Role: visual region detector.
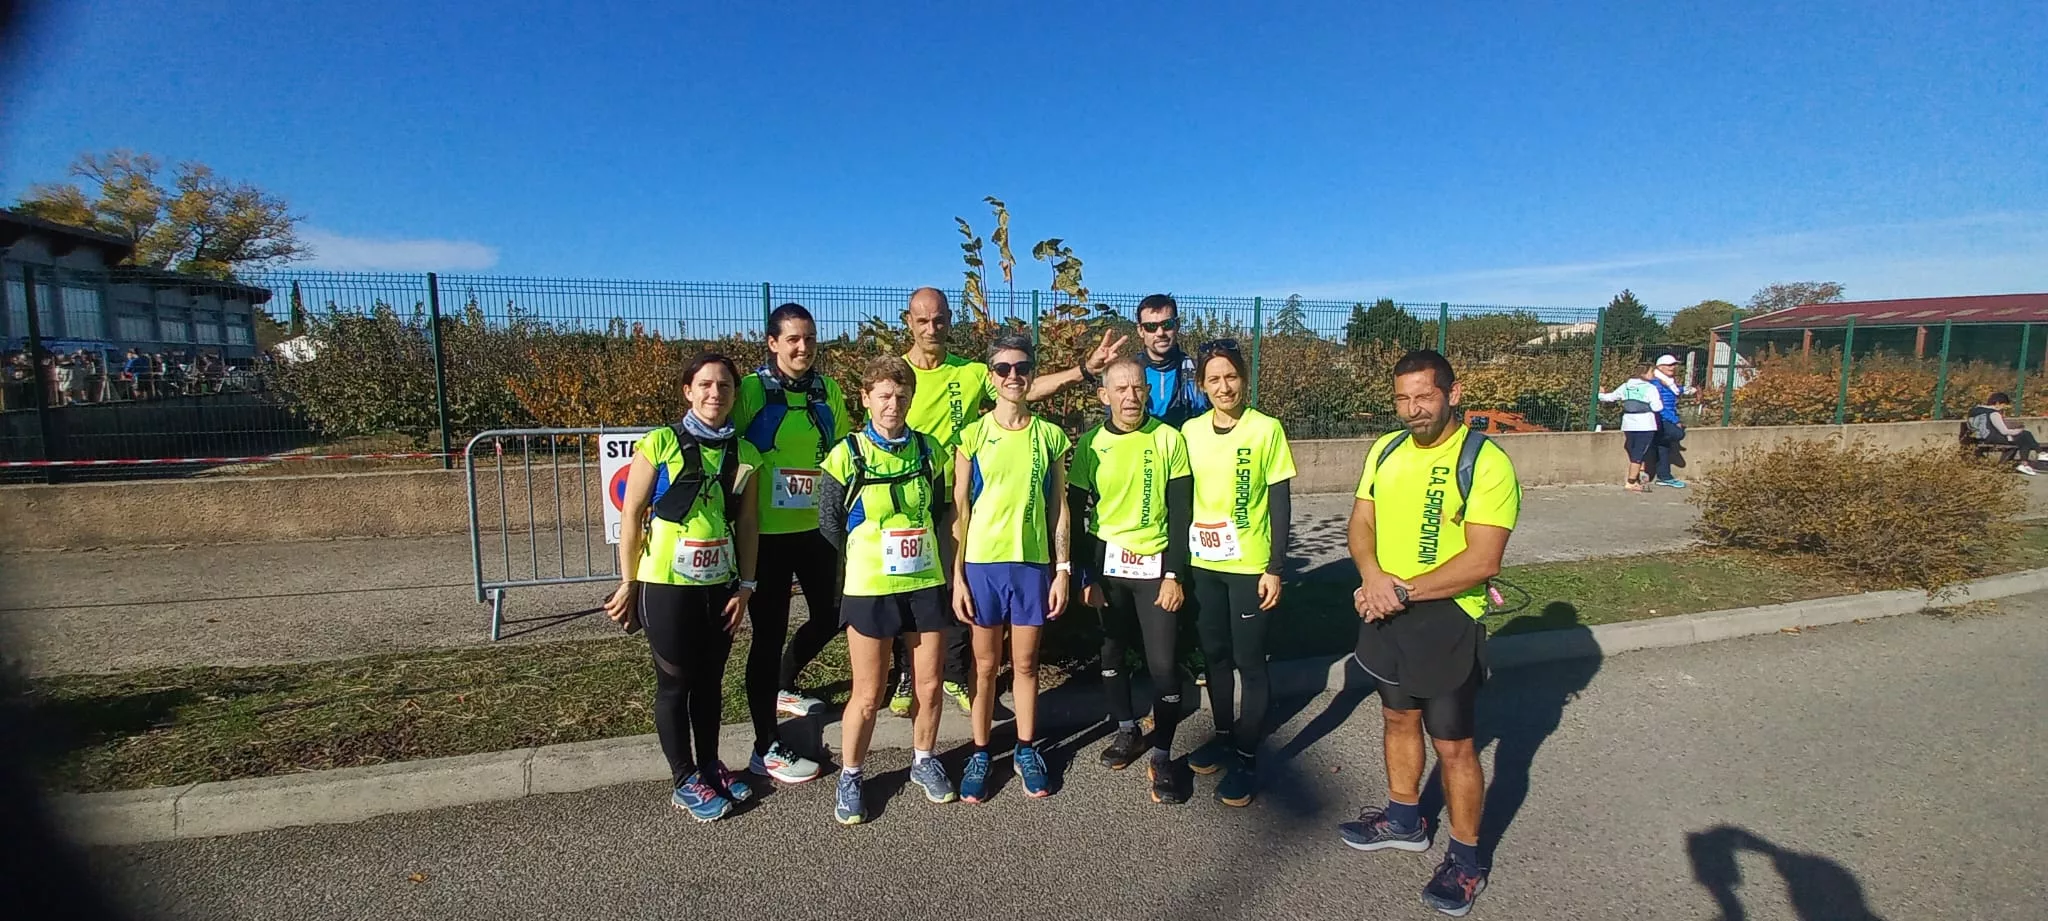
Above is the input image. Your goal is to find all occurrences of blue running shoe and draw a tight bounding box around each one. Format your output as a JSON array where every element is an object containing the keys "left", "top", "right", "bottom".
[
  {"left": 909, "top": 757, "right": 957, "bottom": 804},
  {"left": 960, "top": 750, "right": 992, "bottom": 803},
  {"left": 1338, "top": 805, "right": 1430, "bottom": 852},
  {"left": 671, "top": 772, "right": 733, "bottom": 823},
  {"left": 1015, "top": 743, "right": 1052, "bottom": 798},
  {"left": 833, "top": 771, "right": 865, "bottom": 825},
  {"left": 714, "top": 762, "right": 753, "bottom": 803},
  {"left": 1421, "top": 852, "right": 1488, "bottom": 917},
  {"left": 1654, "top": 477, "right": 1688, "bottom": 489}
]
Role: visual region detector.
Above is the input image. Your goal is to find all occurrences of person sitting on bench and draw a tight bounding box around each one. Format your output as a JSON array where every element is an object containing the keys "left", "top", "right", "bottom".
[{"left": 1967, "top": 392, "right": 2041, "bottom": 476}]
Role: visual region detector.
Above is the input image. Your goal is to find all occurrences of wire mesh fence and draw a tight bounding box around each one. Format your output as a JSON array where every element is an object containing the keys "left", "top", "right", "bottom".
[{"left": 4, "top": 263, "right": 2043, "bottom": 482}]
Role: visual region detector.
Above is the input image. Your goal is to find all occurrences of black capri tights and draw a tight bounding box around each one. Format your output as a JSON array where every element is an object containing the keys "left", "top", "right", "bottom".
[
  {"left": 1193, "top": 569, "right": 1273, "bottom": 752},
  {"left": 639, "top": 581, "right": 735, "bottom": 789},
  {"left": 1098, "top": 576, "right": 1185, "bottom": 753}
]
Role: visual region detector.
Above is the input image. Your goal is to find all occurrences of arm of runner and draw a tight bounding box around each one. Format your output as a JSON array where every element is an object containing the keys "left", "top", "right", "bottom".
[
  {"left": 1023, "top": 330, "right": 1127, "bottom": 401},
  {"left": 1048, "top": 460, "right": 1072, "bottom": 619},
  {"left": 604, "top": 454, "right": 656, "bottom": 628},
  {"left": 815, "top": 471, "right": 849, "bottom": 551},
  {"left": 951, "top": 445, "right": 976, "bottom": 625},
  {"left": 1067, "top": 485, "right": 1103, "bottom": 583},
  {"left": 1259, "top": 480, "right": 1291, "bottom": 610},
  {"left": 1347, "top": 497, "right": 1409, "bottom": 620},
  {"left": 1158, "top": 474, "right": 1192, "bottom": 613},
  {"left": 724, "top": 474, "right": 761, "bottom": 632}
]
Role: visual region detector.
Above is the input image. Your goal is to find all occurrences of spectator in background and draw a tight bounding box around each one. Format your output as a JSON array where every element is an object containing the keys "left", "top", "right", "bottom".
[
  {"left": 150, "top": 352, "right": 169, "bottom": 397},
  {"left": 1600, "top": 363, "right": 1664, "bottom": 492},
  {"left": 1648, "top": 354, "right": 1692, "bottom": 489},
  {"left": 58, "top": 354, "right": 83, "bottom": 405},
  {"left": 120, "top": 348, "right": 147, "bottom": 400},
  {"left": 2, "top": 351, "right": 28, "bottom": 410},
  {"left": 1967, "top": 392, "right": 2041, "bottom": 476}
]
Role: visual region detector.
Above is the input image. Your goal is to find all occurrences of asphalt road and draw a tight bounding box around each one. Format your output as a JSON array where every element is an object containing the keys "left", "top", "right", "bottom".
[
  {"left": 91, "top": 593, "right": 2048, "bottom": 920},
  {"left": 8, "top": 485, "right": 1697, "bottom": 675}
]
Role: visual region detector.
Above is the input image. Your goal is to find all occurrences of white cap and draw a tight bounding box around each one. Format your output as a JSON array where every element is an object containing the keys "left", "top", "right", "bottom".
[{"left": 1656, "top": 354, "right": 1679, "bottom": 366}]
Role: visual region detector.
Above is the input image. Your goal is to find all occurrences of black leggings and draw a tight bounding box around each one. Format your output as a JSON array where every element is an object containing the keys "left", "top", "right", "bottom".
[
  {"left": 747, "top": 530, "right": 843, "bottom": 753},
  {"left": 1099, "top": 576, "right": 1184, "bottom": 752},
  {"left": 1194, "top": 569, "right": 1272, "bottom": 752},
  {"left": 640, "top": 581, "right": 735, "bottom": 789}
]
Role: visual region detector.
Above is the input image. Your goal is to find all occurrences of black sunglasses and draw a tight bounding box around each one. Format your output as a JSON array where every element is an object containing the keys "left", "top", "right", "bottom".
[
  {"left": 1198, "top": 338, "right": 1241, "bottom": 354},
  {"left": 992, "top": 360, "right": 1036, "bottom": 379},
  {"left": 1139, "top": 319, "right": 1180, "bottom": 333}
]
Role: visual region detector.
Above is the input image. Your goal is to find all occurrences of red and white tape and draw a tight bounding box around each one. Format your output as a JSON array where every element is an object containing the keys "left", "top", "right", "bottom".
[{"left": 0, "top": 452, "right": 453, "bottom": 468}]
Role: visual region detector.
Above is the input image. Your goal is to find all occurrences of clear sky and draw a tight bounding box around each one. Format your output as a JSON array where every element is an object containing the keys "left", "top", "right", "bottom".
[{"left": 3, "top": 0, "right": 2042, "bottom": 311}]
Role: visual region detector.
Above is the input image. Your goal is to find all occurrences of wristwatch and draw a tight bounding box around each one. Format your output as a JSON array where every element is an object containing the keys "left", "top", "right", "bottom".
[
  {"left": 1393, "top": 585, "right": 1410, "bottom": 603},
  {"left": 738, "top": 579, "right": 760, "bottom": 592},
  {"left": 1162, "top": 572, "right": 1178, "bottom": 581},
  {"left": 1055, "top": 562, "right": 1073, "bottom": 573}
]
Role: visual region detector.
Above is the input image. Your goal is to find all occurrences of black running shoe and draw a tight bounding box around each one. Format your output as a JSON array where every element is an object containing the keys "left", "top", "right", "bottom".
[
  {"left": 1099, "top": 725, "right": 1147, "bottom": 770},
  {"left": 1147, "top": 756, "right": 1186, "bottom": 805}
]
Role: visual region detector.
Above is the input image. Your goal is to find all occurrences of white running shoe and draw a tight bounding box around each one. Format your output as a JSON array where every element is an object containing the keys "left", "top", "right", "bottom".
[
  {"left": 776, "top": 689, "right": 824, "bottom": 717},
  {"left": 750, "top": 741, "right": 822, "bottom": 785},
  {"left": 2018, "top": 463, "right": 2039, "bottom": 477}
]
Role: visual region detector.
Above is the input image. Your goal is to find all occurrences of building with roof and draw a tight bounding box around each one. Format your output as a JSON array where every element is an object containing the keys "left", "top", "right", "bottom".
[
  {"left": 1, "top": 209, "right": 272, "bottom": 360},
  {"left": 1711, "top": 293, "right": 2048, "bottom": 368}
]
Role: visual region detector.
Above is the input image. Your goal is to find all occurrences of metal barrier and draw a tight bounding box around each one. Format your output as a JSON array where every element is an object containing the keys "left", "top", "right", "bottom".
[{"left": 466, "top": 427, "right": 652, "bottom": 639}]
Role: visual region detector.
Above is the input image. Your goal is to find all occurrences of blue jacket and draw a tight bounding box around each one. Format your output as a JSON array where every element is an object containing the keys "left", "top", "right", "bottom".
[{"left": 1652, "top": 375, "right": 1683, "bottom": 425}]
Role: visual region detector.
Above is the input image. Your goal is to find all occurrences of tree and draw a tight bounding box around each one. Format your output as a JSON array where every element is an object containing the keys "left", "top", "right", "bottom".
[
  {"left": 1266, "top": 294, "right": 1312, "bottom": 338},
  {"left": 1669, "top": 299, "right": 1743, "bottom": 347},
  {"left": 1747, "top": 281, "right": 1845, "bottom": 315},
  {"left": 15, "top": 150, "right": 308, "bottom": 279},
  {"left": 1346, "top": 298, "right": 1424, "bottom": 350},
  {"left": 1601, "top": 289, "right": 1666, "bottom": 344}
]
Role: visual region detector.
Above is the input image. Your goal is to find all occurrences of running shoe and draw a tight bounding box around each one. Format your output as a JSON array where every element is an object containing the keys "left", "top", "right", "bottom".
[
  {"left": 1654, "top": 477, "right": 1688, "bottom": 488},
  {"left": 1338, "top": 805, "right": 1430, "bottom": 852},
  {"left": 671, "top": 772, "right": 733, "bottom": 823},
  {"left": 1421, "top": 853, "right": 1488, "bottom": 917},
  {"left": 750, "top": 740, "right": 822, "bottom": 785},
  {"left": 888, "top": 672, "right": 914, "bottom": 717},
  {"left": 1015, "top": 744, "right": 1053, "bottom": 798},
  {"left": 1146, "top": 754, "right": 1185, "bottom": 805},
  {"left": 713, "top": 762, "right": 753, "bottom": 803},
  {"left": 960, "top": 750, "right": 993, "bottom": 803},
  {"left": 833, "top": 772, "right": 865, "bottom": 825},
  {"left": 1099, "top": 725, "right": 1147, "bottom": 770},
  {"left": 909, "top": 757, "right": 958, "bottom": 804},
  {"left": 776, "top": 689, "right": 824, "bottom": 717},
  {"left": 1186, "top": 736, "right": 1236, "bottom": 776},
  {"left": 1215, "top": 764, "right": 1256, "bottom": 807},
  {"left": 944, "top": 680, "right": 973, "bottom": 714},
  {"left": 2019, "top": 463, "right": 2040, "bottom": 477}
]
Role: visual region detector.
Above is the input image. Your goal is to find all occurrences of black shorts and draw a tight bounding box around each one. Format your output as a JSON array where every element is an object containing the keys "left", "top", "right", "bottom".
[
  {"left": 1355, "top": 598, "right": 1487, "bottom": 742},
  {"left": 842, "top": 587, "right": 950, "bottom": 640}
]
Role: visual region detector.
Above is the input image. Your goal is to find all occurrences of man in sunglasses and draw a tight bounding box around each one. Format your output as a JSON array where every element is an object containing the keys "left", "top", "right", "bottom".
[
  {"left": 1133, "top": 294, "right": 1212, "bottom": 430},
  {"left": 884, "top": 287, "right": 1125, "bottom": 719}
]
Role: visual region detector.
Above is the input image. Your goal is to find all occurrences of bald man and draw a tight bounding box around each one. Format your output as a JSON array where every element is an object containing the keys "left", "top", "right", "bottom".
[{"left": 883, "top": 287, "right": 1126, "bottom": 718}]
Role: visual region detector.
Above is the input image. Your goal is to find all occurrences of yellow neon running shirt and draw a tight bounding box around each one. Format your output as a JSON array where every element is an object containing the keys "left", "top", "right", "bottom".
[
  {"left": 731, "top": 371, "right": 853, "bottom": 535},
  {"left": 632, "top": 426, "right": 763, "bottom": 586},
  {"left": 821, "top": 432, "right": 950, "bottom": 597},
  {"left": 1182, "top": 408, "right": 1297, "bottom": 576},
  {"left": 958, "top": 413, "right": 1070, "bottom": 565},
  {"left": 906, "top": 353, "right": 999, "bottom": 452},
  {"left": 1353, "top": 424, "right": 1520, "bottom": 618},
  {"left": 1068, "top": 417, "right": 1191, "bottom": 557}
]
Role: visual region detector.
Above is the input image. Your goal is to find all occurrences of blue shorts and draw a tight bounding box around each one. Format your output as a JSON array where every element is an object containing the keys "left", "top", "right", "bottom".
[
  {"left": 964, "top": 562, "right": 1052, "bottom": 628},
  {"left": 1624, "top": 430, "right": 1655, "bottom": 463}
]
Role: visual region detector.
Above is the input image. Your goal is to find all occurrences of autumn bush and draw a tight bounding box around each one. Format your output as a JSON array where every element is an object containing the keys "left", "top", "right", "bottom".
[
  {"left": 1731, "top": 350, "right": 2028, "bottom": 426},
  {"left": 1689, "top": 438, "right": 2022, "bottom": 592},
  {"left": 273, "top": 304, "right": 534, "bottom": 444}
]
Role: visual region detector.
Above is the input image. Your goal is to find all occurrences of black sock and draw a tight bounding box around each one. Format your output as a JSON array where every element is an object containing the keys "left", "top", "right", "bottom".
[{"left": 1237, "top": 750, "right": 1258, "bottom": 771}]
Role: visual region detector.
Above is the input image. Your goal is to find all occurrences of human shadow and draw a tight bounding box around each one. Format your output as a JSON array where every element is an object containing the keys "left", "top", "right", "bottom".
[
  {"left": 1687, "top": 825, "right": 1888, "bottom": 921},
  {"left": 496, "top": 605, "right": 603, "bottom": 639},
  {"left": 1418, "top": 602, "right": 1602, "bottom": 866}
]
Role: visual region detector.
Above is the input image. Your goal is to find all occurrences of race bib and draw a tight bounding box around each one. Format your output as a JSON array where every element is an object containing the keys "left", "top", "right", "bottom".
[
  {"left": 1190, "top": 521, "right": 1243, "bottom": 562},
  {"left": 671, "top": 538, "right": 733, "bottom": 583},
  {"left": 880, "top": 527, "right": 935, "bottom": 576},
  {"left": 771, "top": 467, "right": 821, "bottom": 509},
  {"left": 1103, "top": 540, "right": 1163, "bottom": 580}
]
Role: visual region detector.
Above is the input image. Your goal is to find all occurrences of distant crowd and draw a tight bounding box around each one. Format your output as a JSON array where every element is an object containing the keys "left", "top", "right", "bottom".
[{"left": 0, "top": 347, "right": 263, "bottom": 410}]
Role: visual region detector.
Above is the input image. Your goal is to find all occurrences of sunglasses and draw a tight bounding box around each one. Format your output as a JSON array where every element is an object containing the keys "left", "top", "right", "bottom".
[
  {"left": 1139, "top": 319, "right": 1180, "bottom": 333},
  {"left": 1199, "top": 338, "right": 1241, "bottom": 354},
  {"left": 992, "top": 360, "right": 1036, "bottom": 379}
]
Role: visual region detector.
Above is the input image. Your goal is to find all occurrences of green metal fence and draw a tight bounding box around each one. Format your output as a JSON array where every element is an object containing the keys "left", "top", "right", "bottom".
[{"left": 3, "top": 264, "right": 2041, "bottom": 481}]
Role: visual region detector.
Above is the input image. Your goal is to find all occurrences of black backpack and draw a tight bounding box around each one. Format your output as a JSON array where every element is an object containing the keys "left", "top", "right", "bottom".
[
  {"left": 650, "top": 425, "right": 740, "bottom": 525},
  {"left": 840, "top": 432, "right": 941, "bottom": 514},
  {"left": 1366, "top": 427, "right": 1493, "bottom": 525}
]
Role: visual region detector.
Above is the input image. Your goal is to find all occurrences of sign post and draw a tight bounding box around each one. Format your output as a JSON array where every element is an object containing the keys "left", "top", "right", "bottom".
[{"left": 599, "top": 431, "right": 647, "bottom": 544}]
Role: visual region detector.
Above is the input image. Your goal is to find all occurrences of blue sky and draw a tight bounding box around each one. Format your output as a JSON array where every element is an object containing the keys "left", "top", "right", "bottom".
[{"left": 3, "top": 0, "right": 2043, "bottom": 311}]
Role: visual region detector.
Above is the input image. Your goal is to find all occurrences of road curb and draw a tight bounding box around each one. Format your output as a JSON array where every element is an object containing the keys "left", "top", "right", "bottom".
[{"left": 59, "top": 567, "right": 2048, "bottom": 845}]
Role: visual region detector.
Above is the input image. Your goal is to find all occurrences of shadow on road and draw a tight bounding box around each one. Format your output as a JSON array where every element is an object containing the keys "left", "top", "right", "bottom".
[
  {"left": 1687, "top": 825, "right": 1888, "bottom": 921},
  {"left": 495, "top": 605, "right": 604, "bottom": 639}
]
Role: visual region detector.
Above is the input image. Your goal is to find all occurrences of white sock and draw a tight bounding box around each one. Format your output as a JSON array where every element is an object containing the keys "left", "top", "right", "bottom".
[
  {"left": 913, "top": 748, "right": 932, "bottom": 765},
  {"left": 843, "top": 764, "right": 862, "bottom": 779}
]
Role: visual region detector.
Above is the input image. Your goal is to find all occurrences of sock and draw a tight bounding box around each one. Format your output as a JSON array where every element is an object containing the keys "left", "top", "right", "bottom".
[
  {"left": 842, "top": 764, "right": 862, "bottom": 779},
  {"left": 1118, "top": 719, "right": 1139, "bottom": 731},
  {"left": 972, "top": 743, "right": 988, "bottom": 756},
  {"left": 1448, "top": 836, "right": 1480, "bottom": 869},
  {"left": 1237, "top": 749, "right": 1258, "bottom": 771},
  {"left": 1386, "top": 798, "right": 1422, "bottom": 831},
  {"left": 913, "top": 748, "right": 932, "bottom": 765}
]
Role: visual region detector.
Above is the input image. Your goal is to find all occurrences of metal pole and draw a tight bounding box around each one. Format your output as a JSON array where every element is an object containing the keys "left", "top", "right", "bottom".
[
  {"left": 1030, "top": 289, "right": 1041, "bottom": 347},
  {"left": 1249, "top": 297, "right": 1264, "bottom": 408},
  {"left": 761, "top": 282, "right": 772, "bottom": 329},
  {"left": 2017, "top": 324, "right": 2033, "bottom": 416},
  {"left": 19, "top": 266, "right": 59, "bottom": 479},
  {"left": 427, "top": 273, "right": 453, "bottom": 469},
  {"left": 1721, "top": 312, "right": 1741, "bottom": 426},
  {"left": 1931, "top": 319, "right": 1954, "bottom": 420},
  {"left": 1586, "top": 307, "right": 1607, "bottom": 431},
  {"left": 1834, "top": 318, "right": 1856, "bottom": 425},
  {"left": 1437, "top": 302, "right": 1449, "bottom": 353}
]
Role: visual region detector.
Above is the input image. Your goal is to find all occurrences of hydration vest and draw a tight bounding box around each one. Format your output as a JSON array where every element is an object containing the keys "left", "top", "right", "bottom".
[
  {"left": 1367, "top": 427, "right": 1493, "bottom": 526},
  {"left": 650, "top": 426, "right": 740, "bottom": 526},
  {"left": 742, "top": 368, "right": 838, "bottom": 462},
  {"left": 839, "top": 432, "right": 941, "bottom": 514}
]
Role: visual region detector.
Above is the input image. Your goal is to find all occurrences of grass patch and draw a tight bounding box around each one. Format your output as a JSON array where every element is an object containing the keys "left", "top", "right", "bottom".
[{"left": 34, "top": 528, "right": 2048, "bottom": 793}]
